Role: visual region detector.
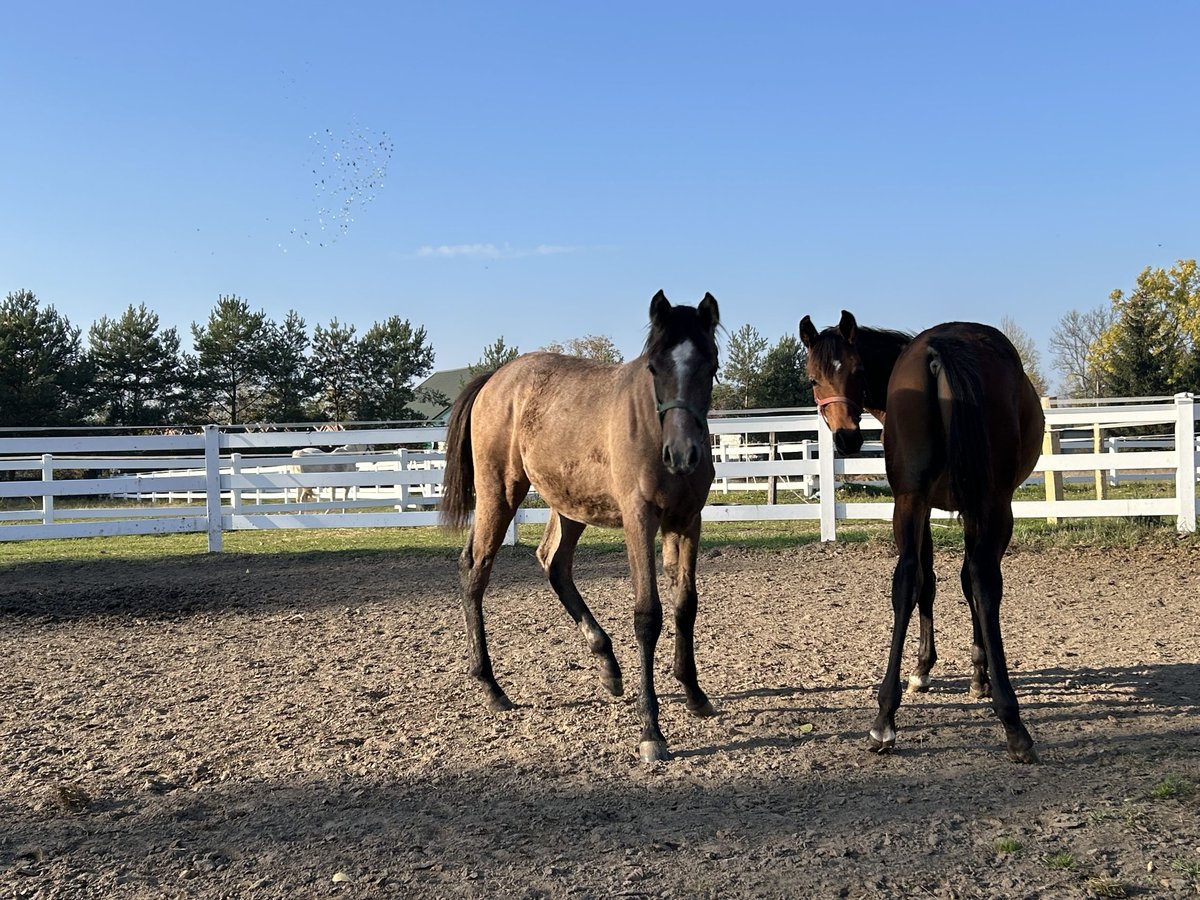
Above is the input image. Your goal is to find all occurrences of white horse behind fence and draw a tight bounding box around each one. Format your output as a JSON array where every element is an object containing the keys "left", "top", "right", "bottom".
[{"left": 289, "top": 444, "right": 369, "bottom": 505}]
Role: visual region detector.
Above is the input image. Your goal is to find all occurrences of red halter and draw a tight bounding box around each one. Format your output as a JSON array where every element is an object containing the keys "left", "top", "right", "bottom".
[{"left": 816, "top": 395, "right": 863, "bottom": 419}]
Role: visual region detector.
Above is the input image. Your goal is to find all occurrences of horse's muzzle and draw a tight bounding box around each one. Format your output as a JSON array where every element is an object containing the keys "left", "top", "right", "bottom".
[
  {"left": 662, "top": 439, "right": 702, "bottom": 475},
  {"left": 834, "top": 428, "right": 864, "bottom": 457}
]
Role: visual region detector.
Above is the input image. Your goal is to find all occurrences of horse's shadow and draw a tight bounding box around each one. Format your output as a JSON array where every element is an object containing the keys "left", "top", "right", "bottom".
[{"left": 642, "top": 662, "right": 1200, "bottom": 760}]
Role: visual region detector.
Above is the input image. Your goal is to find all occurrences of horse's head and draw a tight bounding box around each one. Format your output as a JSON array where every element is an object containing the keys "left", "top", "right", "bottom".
[
  {"left": 646, "top": 290, "right": 721, "bottom": 475},
  {"left": 800, "top": 309, "right": 866, "bottom": 456}
]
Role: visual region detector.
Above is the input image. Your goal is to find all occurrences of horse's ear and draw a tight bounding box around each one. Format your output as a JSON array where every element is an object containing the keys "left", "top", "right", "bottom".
[
  {"left": 698, "top": 292, "right": 719, "bottom": 334},
  {"left": 650, "top": 290, "right": 671, "bottom": 327},
  {"left": 799, "top": 315, "right": 818, "bottom": 349},
  {"left": 838, "top": 309, "right": 858, "bottom": 344}
]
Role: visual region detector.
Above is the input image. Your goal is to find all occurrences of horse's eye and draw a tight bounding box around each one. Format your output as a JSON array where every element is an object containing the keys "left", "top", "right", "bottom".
[
  {"left": 809, "top": 378, "right": 819, "bottom": 387},
  {"left": 647, "top": 363, "right": 657, "bottom": 375}
]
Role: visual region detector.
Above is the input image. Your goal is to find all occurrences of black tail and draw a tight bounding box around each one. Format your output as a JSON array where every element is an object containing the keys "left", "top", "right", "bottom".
[
  {"left": 927, "top": 337, "right": 992, "bottom": 523},
  {"left": 439, "top": 372, "right": 494, "bottom": 532}
]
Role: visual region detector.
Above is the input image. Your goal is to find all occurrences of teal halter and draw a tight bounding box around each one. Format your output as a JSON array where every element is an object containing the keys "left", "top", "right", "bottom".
[{"left": 656, "top": 398, "right": 710, "bottom": 429}]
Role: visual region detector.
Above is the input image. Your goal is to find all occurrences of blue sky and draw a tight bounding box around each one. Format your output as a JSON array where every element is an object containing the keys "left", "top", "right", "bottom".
[{"left": 3, "top": 2, "right": 1198, "bottom": 379}]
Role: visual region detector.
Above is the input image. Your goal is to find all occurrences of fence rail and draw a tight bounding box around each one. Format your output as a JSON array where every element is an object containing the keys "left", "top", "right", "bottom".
[{"left": 0, "top": 395, "right": 1195, "bottom": 550}]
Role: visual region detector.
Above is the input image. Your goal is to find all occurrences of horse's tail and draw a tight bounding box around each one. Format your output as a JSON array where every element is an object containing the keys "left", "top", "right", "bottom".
[
  {"left": 439, "top": 371, "right": 494, "bottom": 532},
  {"left": 927, "top": 336, "right": 992, "bottom": 523}
]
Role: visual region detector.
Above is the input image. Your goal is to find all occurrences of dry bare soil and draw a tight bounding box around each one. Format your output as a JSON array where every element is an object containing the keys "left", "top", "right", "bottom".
[{"left": 2, "top": 539, "right": 1199, "bottom": 899}]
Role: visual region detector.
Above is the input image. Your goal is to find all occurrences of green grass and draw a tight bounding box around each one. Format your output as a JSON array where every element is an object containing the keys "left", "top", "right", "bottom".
[
  {"left": 1172, "top": 857, "right": 1200, "bottom": 882},
  {"left": 993, "top": 837, "right": 1023, "bottom": 855},
  {"left": 1149, "top": 775, "right": 1195, "bottom": 800},
  {"left": 1, "top": 510, "right": 1197, "bottom": 568},
  {"left": 1083, "top": 876, "right": 1127, "bottom": 898},
  {"left": 1043, "top": 851, "right": 1077, "bottom": 871}
]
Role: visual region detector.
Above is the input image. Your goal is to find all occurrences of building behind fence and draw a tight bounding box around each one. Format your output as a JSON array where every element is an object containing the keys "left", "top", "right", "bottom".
[{"left": 1, "top": 395, "right": 1196, "bottom": 551}]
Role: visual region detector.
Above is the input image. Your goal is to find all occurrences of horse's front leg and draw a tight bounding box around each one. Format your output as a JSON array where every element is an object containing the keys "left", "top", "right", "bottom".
[
  {"left": 663, "top": 525, "right": 716, "bottom": 717},
  {"left": 627, "top": 514, "right": 667, "bottom": 762}
]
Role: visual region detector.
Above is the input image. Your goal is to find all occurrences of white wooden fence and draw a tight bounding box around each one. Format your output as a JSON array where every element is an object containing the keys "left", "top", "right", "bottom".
[{"left": 0, "top": 395, "right": 1195, "bottom": 551}]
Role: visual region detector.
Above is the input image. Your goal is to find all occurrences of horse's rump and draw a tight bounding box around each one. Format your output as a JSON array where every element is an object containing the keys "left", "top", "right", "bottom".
[{"left": 904, "top": 324, "right": 1039, "bottom": 520}]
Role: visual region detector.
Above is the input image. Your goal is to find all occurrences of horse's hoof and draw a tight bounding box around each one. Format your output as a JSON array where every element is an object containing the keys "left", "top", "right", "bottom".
[
  {"left": 486, "top": 693, "right": 515, "bottom": 712},
  {"left": 601, "top": 675, "right": 624, "bottom": 697},
  {"left": 638, "top": 740, "right": 670, "bottom": 763},
  {"left": 867, "top": 726, "right": 896, "bottom": 754},
  {"left": 1008, "top": 744, "right": 1041, "bottom": 765},
  {"left": 906, "top": 673, "right": 931, "bottom": 693},
  {"left": 969, "top": 682, "right": 991, "bottom": 699},
  {"left": 687, "top": 699, "right": 718, "bottom": 718}
]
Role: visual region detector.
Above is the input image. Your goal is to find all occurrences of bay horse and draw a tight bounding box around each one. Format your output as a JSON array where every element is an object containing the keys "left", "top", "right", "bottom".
[
  {"left": 799, "top": 310, "right": 1043, "bottom": 763},
  {"left": 440, "top": 291, "right": 720, "bottom": 763}
]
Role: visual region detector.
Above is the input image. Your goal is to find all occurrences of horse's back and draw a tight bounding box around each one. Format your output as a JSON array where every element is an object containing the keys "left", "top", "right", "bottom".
[{"left": 469, "top": 353, "right": 642, "bottom": 526}]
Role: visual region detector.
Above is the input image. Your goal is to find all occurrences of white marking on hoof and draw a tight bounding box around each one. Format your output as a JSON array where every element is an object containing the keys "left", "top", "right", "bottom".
[
  {"left": 870, "top": 726, "right": 896, "bottom": 745},
  {"left": 906, "top": 673, "right": 931, "bottom": 693}
]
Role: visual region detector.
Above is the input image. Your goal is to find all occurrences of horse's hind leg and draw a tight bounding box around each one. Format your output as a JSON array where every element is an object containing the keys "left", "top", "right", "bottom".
[
  {"left": 961, "top": 541, "right": 991, "bottom": 699},
  {"left": 907, "top": 519, "right": 938, "bottom": 693},
  {"left": 663, "top": 524, "right": 716, "bottom": 717},
  {"left": 870, "top": 494, "right": 929, "bottom": 753},
  {"left": 964, "top": 508, "right": 1038, "bottom": 764},
  {"left": 459, "top": 479, "right": 529, "bottom": 712},
  {"left": 537, "top": 512, "right": 624, "bottom": 697}
]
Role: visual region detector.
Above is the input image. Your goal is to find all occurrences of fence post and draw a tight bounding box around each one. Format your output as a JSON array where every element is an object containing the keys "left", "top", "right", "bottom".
[
  {"left": 204, "top": 424, "right": 224, "bottom": 552},
  {"left": 1041, "top": 397, "right": 1063, "bottom": 524},
  {"left": 1093, "top": 423, "right": 1107, "bottom": 501},
  {"left": 231, "top": 453, "right": 243, "bottom": 515},
  {"left": 398, "top": 448, "right": 411, "bottom": 509},
  {"left": 818, "top": 415, "right": 837, "bottom": 541},
  {"left": 41, "top": 454, "right": 55, "bottom": 525},
  {"left": 1175, "top": 393, "right": 1196, "bottom": 534},
  {"left": 803, "top": 440, "right": 816, "bottom": 498},
  {"left": 767, "top": 431, "right": 777, "bottom": 505}
]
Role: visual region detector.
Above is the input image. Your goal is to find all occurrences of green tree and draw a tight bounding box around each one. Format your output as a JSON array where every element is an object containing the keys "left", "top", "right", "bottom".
[
  {"left": 355, "top": 316, "right": 436, "bottom": 420},
  {"left": 260, "top": 310, "right": 313, "bottom": 423},
  {"left": 542, "top": 334, "right": 624, "bottom": 363},
  {"left": 310, "top": 318, "right": 359, "bottom": 422},
  {"left": 87, "top": 303, "right": 186, "bottom": 425},
  {"left": 712, "top": 323, "right": 767, "bottom": 410},
  {"left": 191, "top": 294, "right": 272, "bottom": 424},
  {"left": 469, "top": 336, "right": 520, "bottom": 375},
  {"left": 757, "top": 334, "right": 813, "bottom": 408},
  {"left": 1093, "top": 287, "right": 1178, "bottom": 397},
  {"left": 0, "top": 289, "right": 91, "bottom": 426},
  {"left": 1093, "top": 260, "right": 1198, "bottom": 396},
  {"left": 998, "top": 315, "right": 1049, "bottom": 397}
]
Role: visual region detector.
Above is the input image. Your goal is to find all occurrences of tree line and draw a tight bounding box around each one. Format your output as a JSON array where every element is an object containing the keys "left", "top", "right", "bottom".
[
  {"left": 1, "top": 291, "right": 438, "bottom": 428},
  {"left": 4, "top": 259, "right": 1195, "bottom": 428}
]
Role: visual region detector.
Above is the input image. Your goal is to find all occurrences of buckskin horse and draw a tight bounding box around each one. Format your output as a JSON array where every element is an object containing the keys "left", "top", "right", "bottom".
[
  {"left": 800, "top": 310, "right": 1043, "bottom": 763},
  {"left": 440, "top": 291, "right": 721, "bottom": 762}
]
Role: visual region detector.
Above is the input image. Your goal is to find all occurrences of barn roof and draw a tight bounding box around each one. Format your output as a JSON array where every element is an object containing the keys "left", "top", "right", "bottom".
[{"left": 410, "top": 366, "right": 473, "bottom": 423}]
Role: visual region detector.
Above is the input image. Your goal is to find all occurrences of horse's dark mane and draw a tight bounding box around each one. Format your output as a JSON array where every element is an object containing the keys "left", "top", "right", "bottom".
[
  {"left": 810, "top": 324, "right": 912, "bottom": 412},
  {"left": 643, "top": 307, "right": 720, "bottom": 365}
]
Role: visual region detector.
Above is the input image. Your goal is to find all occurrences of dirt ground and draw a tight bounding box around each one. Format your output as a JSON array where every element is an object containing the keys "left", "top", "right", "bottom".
[{"left": 2, "top": 537, "right": 1199, "bottom": 899}]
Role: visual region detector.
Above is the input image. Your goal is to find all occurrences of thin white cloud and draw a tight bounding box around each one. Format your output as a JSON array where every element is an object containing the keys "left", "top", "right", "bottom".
[{"left": 415, "top": 242, "right": 579, "bottom": 259}]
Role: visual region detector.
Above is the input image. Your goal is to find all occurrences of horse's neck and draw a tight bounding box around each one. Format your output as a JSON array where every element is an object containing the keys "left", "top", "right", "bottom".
[{"left": 859, "top": 328, "right": 911, "bottom": 414}]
